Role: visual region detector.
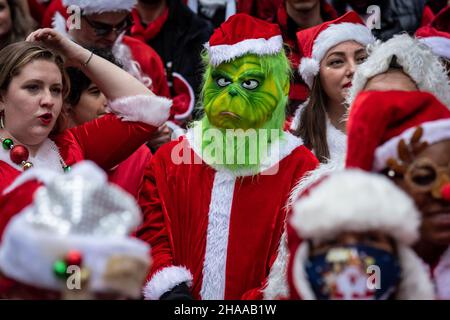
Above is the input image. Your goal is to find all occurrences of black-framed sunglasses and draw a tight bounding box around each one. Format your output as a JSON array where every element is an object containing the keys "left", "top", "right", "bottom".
[{"left": 83, "top": 15, "right": 132, "bottom": 37}]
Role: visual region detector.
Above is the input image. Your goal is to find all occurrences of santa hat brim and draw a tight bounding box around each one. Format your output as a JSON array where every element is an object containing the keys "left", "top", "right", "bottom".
[
  {"left": 418, "top": 36, "right": 450, "bottom": 60},
  {"left": 292, "top": 242, "right": 435, "bottom": 300},
  {"left": 205, "top": 35, "right": 283, "bottom": 67},
  {"left": 299, "top": 22, "right": 375, "bottom": 88},
  {"left": 63, "top": 0, "right": 136, "bottom": 14},
  {"left": 290, "top": 170, "right": 420, "bottom": 245}
]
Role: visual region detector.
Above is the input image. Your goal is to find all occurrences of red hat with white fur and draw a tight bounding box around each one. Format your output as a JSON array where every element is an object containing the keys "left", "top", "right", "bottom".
[
  {"left": 415, "top": 6, "right": 450, "bottom": 60},
  {"left": 288, "top": 169, "right": 435, "bottom": 300},
  {"left": 296, "top": 11, "right": 375, "bottom": 88},
  {"left": 346, "top": 90, "right": 450, "bottom": 174},
  {"left": 204, "top": 13, "right": 284, "bottom": 67}
]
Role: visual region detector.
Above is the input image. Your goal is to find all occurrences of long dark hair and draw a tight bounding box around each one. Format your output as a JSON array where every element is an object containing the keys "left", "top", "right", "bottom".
[
  {"left": 0, "top": 0, "right": 36, "bottom": 49},
  {"left": 293, "top": 76, "right": 330, "bottom": 163}
]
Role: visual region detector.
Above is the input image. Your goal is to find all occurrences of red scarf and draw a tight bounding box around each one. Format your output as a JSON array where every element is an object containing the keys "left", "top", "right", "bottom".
[{"left": 130, "top": 7, "right": 169, "bottom": 42}]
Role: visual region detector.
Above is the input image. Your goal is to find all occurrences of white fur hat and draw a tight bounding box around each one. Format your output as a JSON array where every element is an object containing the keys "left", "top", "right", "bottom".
[
  {"left": 346, "top": 33, "right": 450, "bottom": 107},
  {"left": 0, "top": 161, "right": 150, "bottom": 298},
  {"left": 289, "top": 169, "right": 435, "bottom": 299},
  {"left": 63, "top": 0, "right": 136, "bottom": 14},
  {"left": 297, "top": 11, "right": 375, "bottom": 88}
]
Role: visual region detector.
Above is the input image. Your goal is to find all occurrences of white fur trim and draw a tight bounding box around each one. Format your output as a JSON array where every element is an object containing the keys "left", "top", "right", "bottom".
[
  {"left": 185, "top": 126, "right": 304, "bottom": 177},
  {"left": 418, "top": 36, "right": 450, "bottom": 60},
  {"left": 396, "top": 245, "right": 435, "bottom": 299},
  {"left": 433, "top": 246, "right": 450, "bottom": 299},
  {"left": 106, "top": 95, "right": 171, "bottom": 127},
  {"left": 112, "top": 38, "right": 153, "bottom": 89},
  {"left": 287, "top": 155, "right": 344, "bottom": 209},
  {"left": 290, "top": 99, "right": 309, "bottom": 131},
  {"left": 373, "top": 119, "right": 450, "bottom": 171},
  {"left": 291, "top": 242, "right": 434, "bottom": 299},
  {"left": 347, "top": 34, "right": 450, "bottom": 108},
  {"left": 0, "top": 138, "right": 64, "bottom": 185},
  {"left": 290, "top": 170, "right": 420, "bottom": 245},
  {"left": 200, "top": 171, "right": 236, "bottom": 300},
  {"left": 205, "top": 35, "right": 283, "bottom": 67},
  {"left": 0, "top": 208, "right": 149, "bottom": 295},
  {"left": 173, "top": 72, "right": 195, "bottom": 121},
  {"left": 166, "top": 121, "right": 186, "bottom": 140},
  {"left": 263, "top": 231, "right": 290, "bottom": 300},
  {"left": 292, "top": 242, "right": 316, "bottom": 299},
  {"left": 52, "top": 12, "right": 69, "bottom": 37},
  {"left": 299, "top": 23, "right": 375, "bottom": 88},
  {"left": 143, "top": 266, "right": 193, "bottom": 300},
  {"left": 63, "top": 0, "right": 136, "bottom": 14},
  {"left": 299, "top": 58, "right": 319, "bottom": 89}
]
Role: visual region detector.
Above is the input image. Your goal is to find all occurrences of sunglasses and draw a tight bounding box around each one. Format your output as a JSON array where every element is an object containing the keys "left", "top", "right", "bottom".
[{"left": 83, "top": 16, "right": 132, "bottom": 37}]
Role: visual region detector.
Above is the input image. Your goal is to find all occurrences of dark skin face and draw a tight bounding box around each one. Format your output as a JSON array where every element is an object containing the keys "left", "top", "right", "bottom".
[{"left": 391, "top": 140, "right": 450, "bottom": 263}]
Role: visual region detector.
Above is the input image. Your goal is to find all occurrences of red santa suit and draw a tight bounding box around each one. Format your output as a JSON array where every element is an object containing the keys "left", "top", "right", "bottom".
[
  {"left": 0, "top": 95, "right": 171, "bottom": 196},
  {"left": 137, "top": 129, "right": 318, "bottom": 300}
]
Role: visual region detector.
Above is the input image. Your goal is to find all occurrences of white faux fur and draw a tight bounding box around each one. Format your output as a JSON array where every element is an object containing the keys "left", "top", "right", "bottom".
[
  {"left": 0, "top": 138, "right": 63, "bottom": 178},
  {"left": 106, "top": 95, "right": 172, "bottom": 127},
  {"left": 172, "top": 72, "right": 195, "bottom": 121},
  {"left": 287, "top": 154, "right": 345, "bottom": 209},
  {"left": 290, "top": 99, "right": 309, "bottom": 132},
  {"left": 299, "top": 23, "right": 375, "bottom": 88},
  {"left": 347, "top": 34, "right": 450, "bottom": 108},
  {"left": 291, "top": 242, "right": 435, "bottom": 300},
  {"left": 63, "top": 0, "right": 136, "bottom": 14},
  {"left": 143, "top": 266, "right": 193, "bottom": 300},
  {"left": 299, "top": 58, "right": 319, "bottom": 89},
  {"left": 290, "top": 170, "right": 420, "bottom": 245},
  {"left": 433, "top": 246, "right": 450, "bottom": 299},
  {"left": 205, "top": 35, "right": 283, "bottom": 67},
  {"left": 112, "top": 36, "right": 153, "bottom": 89},
  {"left": 373, "top": 119, "right": 450, "bottom": 171},
  {"left": 418, "top": 36, "right": 450, "bottom": 60},
  {"left": 396, "top": 245, "right": 435, "bottom": 299},
  {"left": 263, "top": 231, "right": 290, "bottom": 300},
  {"left": 185, "top": 125, "right": 304, "bottom": 177},
  {"left": 200, "top": 171, "right": 236, "bottom": 300},
  {"left": 52, "top": 11, "right": 69, "bottom": 36},
  {"left": 4, "top": 160, "right": 107, "bottom": 195}
]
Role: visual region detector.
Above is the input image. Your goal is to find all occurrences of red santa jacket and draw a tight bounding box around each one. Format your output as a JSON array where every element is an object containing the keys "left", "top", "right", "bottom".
[
  {"left": 0, "top": 95, "right": 170, "bottom": 196},
  {"left": 136, "top": 129, "right": 318, "bottom": 300}
]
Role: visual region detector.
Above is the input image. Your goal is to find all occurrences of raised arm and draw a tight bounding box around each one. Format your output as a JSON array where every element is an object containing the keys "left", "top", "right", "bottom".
[{"left": 26, "top": 28, "right": 151, "bottom": 99}]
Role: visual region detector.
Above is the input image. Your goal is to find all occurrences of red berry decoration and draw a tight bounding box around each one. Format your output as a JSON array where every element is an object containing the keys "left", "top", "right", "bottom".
[
  {"left": 442, "top": 183, "right": 450, "bottom": 201},
  {"left": 65, "top": 250, "right": 83, "bottom": 267},
  {"left": 10, "top": 145, "right": 29, "bottom": 164}
]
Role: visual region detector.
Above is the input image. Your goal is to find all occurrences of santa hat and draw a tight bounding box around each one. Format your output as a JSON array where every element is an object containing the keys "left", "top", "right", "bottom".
[
  {"left": 63, "top": 0, "right": 136, "bottom": 15},
  {"left": 0, "top": 161, "right": 150, "bottom": 299},
  {"left": 296, "top": 11, "right": 375, "bottom": 89},
  {"left": 347, "top": 33, "right": 450, "bottom": 107},
  {"left": 346, "top": 90, "right": 450, "bottom": 173},
  {"left": 50, "top": 0, "right": 136, "bottom": 34},
  {"left": 289, "top": 169, "right": 435, "bottom": 300},
  {"left": 204, "top": 13, "right": 284, "bottom": 67},
  {"left": 415, "top": 6, "right": 450, "bottom": 60}
]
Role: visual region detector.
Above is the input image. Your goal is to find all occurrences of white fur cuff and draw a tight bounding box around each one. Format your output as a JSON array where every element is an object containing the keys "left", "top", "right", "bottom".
[
  {"left": 143, "top": 266, "right": 193, "bottom": 300},
  {"left": 107, "top": 95, "right": 172, "bottom": 128}
]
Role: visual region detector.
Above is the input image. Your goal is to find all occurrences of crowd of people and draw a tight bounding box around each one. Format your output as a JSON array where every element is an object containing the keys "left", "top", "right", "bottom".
[{"left": 0, "top": 0, "right": 448, "bottom": 300}]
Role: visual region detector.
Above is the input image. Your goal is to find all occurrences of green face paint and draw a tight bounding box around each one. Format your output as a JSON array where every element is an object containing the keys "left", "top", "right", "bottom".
[{"left": 203, "top": 55, "right": 284, "bottom": 130}]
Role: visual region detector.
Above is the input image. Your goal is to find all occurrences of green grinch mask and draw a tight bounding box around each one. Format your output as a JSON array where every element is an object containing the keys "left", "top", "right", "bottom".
[{"left": 202, "top": 54, "right": 290, "bottom": 130}]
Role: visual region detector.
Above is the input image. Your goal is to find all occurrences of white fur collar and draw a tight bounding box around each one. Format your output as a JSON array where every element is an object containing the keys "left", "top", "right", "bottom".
[
  {"left": 184, "top": 126, "right": 304, "bottom": 177},
  {"left": 0, "top": 138, "right": 63, "bottom": 174}
]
